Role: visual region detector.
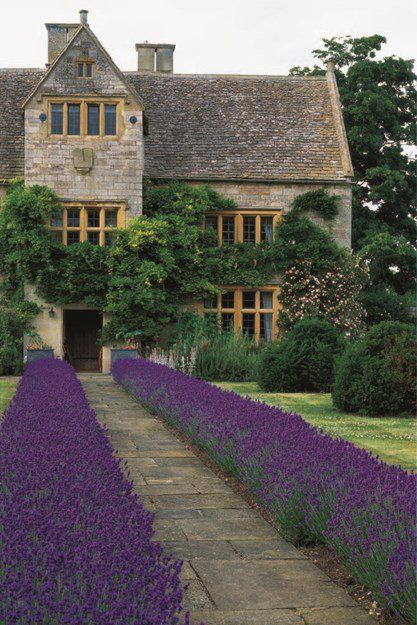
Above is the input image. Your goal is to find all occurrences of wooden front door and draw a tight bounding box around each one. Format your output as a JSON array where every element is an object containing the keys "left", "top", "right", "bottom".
[{"left": 64, "top": 310, "right": 102, "bottom": 371}]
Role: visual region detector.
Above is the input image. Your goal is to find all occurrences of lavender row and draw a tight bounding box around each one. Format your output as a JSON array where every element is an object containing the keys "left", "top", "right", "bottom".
[
  {"left": 113, "top": 358, "right": 416, "bottom": 623},
  {"left": 0, "top": 359, "right": 191, "bottom": 625}
]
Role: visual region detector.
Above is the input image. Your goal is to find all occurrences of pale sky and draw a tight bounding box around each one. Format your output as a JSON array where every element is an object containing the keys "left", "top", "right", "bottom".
[{"left": 0, "top": 0, "right": 415, "bottom": 75}]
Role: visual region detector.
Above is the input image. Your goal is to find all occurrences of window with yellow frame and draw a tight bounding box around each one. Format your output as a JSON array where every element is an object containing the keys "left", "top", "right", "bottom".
[
  {"left": 49, "top": 203, "right": 125, "bottom": 246},
  {"left": 203, "top": 287, "right": 279, "bottom": 341},
  {"left": 205, "top": 210, "right": 281, "bottom": 246},
  {"left": 47, "top": 97, "right": 121, "bottom": 137}
]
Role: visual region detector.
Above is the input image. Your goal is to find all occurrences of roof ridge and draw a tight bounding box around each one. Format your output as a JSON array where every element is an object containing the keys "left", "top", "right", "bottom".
[{"left": 124, "top": 71, "right": 326, "bottom": 80}]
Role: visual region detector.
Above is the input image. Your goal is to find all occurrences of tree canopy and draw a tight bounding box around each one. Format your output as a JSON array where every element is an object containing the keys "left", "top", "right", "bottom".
[{"left": 290, "top": 35, "right": 416, "bottom": 322}]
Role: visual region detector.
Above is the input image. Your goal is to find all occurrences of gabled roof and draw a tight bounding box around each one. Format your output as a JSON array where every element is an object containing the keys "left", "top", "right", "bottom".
[
  {"left": 0, "top": 69, "right": 43, "bottom": 180},
  {"left": 22, "top": 24, "right": 143, "bottom": 110},
  {"left": 0, "top": 68, "right": 353, "bottom": 182}
]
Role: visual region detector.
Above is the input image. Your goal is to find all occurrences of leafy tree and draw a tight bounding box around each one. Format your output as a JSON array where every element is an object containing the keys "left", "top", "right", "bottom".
[{"left": 290, "top": 36, "right": 416, "bottom": 323}]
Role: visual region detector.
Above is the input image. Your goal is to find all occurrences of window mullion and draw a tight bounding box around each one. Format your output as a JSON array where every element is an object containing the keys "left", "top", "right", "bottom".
[
  {"left": 100, "top": 208, "right": 105, "bottom": 246},
  {"left": 218, "top": 215, "right": 222, "bottom": 247},
  {"left": 237, "top": 213, "right": 243, "bottom": 243},
  {"left": 81, "top": 206, "right": 86, "bottom": 242},
  {"left": 99, "top": 103, "right": 105, "bottom": 137},
  {"left": 63, "top": 103, "right": 68, "bottom": 136},
  {"left": 236, "top": 289, "right": 243, "bottom": 332},
  {"left": 63, "top": 208, "right": 68, "bottom": 245},
  {"left": 81, "top": 102, "right": 86, "bottom": 136},
  {"left": 255, "top": 215, "right": 261, "bottom": 243}
]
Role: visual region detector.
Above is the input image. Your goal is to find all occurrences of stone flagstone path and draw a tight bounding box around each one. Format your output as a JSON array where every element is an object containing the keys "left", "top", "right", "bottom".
[{"left": 80, "top": 374, "right": 376, "bottom": 625}]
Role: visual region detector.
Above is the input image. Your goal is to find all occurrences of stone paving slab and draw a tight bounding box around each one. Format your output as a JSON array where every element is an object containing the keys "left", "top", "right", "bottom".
[{"left": 80, "top": 374, "right": 377, "bottom": 625}]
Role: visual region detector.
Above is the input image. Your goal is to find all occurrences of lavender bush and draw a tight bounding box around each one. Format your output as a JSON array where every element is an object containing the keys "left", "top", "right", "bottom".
[
  {"left": 0, "top": 359, "right": 192, "bottom": 625},
  {"left": 113, "top": 358, "right": 416, "bottom": 623}
]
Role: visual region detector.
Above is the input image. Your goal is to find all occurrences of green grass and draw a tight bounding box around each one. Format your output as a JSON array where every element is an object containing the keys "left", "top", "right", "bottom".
[
  {"left": 215, "top": 381, "right": 416, "bottom": 470},
  {"left": 0, "top": 378, "right": 18, "bottom": 416}
]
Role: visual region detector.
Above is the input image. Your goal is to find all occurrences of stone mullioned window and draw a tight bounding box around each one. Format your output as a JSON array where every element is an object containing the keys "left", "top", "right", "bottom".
[
  {"left": 49, "top": 202, "right": 125, "bottom": 246},
  {"left": 205, "top": 210, "right": 281, "bottom": 246},
  {"left": 203, "top": 287, "right": 279, "bottom": 341},
  {"left": 47, "top": 97, "right": 120, "bottom": 137}
]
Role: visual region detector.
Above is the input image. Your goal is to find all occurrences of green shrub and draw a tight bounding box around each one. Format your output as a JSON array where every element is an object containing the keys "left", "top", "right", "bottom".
[
  {"left": 258, "top": 317, "right": 345, "bottom": 392},
  {"left": 194, "top": 332, "right": 259, "bottom": 382},
  {"left": 333, "top": 321, "right": 416, "bottom": 416}
]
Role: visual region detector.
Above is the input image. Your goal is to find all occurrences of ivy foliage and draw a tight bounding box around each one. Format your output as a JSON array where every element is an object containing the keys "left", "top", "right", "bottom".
[
  {"left": 0, "top": 179, "right": 366, "bottom": 371},
  {"left": 291, "top": 188, "right": 340, "bottom": 221}
]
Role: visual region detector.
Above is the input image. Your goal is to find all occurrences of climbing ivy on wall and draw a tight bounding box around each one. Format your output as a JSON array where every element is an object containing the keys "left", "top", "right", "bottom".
[{"left": 0, "top": 179, "right": 366, "bottom": 372}]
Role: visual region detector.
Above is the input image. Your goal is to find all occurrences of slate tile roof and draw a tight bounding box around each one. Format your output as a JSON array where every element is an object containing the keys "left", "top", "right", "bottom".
[
  {"left": 127, "top": 73, "right": 347, "bottom": 181},
  {"left": 0, "top": 68, "right": 348, "bottom": 182},
  {"left": 0, "top": 69, "right": 43, "bottom": 179}
]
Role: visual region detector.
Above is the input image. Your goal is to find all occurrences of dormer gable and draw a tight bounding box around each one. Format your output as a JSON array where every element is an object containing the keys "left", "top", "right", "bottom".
[{"left": 23, "top": 13, "right": 143, "bottom": 110}]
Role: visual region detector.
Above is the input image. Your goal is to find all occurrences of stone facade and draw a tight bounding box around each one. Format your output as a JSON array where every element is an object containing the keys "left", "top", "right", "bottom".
[
  {"left": 200, "top": 180, "right": 352, "bottom": 248},
  {"left": 0, "top": 12, "right": 354, "bottom": 373},
  {"left": 24, "top": 28, "right": 144, "bottom": 216},
  {"left": 24, "top": 284, "right": 112, "bottom": 373}
]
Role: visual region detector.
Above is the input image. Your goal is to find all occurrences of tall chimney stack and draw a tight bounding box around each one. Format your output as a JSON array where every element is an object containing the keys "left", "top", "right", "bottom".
[
  {"left": 79, "top": 9, "right": 88, "bottom": 25},
  {"left": 136, "top": 42, "right": 175, "bottom": 73}
]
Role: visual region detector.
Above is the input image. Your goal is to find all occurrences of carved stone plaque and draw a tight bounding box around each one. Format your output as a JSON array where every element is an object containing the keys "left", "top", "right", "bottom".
[{"left": 73, "top": 148, "right": 93, "bottom": 174}]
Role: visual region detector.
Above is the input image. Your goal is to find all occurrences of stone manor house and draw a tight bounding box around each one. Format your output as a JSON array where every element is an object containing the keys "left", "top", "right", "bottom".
[{"left": 0, "top": 10, "right": 353, "bottom": 372}]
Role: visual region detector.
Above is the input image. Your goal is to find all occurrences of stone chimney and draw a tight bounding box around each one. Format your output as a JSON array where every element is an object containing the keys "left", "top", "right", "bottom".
[
  {"left": 45, "top": 11, "right": 88, "bottom": 66},
  {"left": 45, "top": 23, "right": 78, "bottom": 64},
  {"left": 136, "top": 42, "right": 175, "bottom": 73},
  {"left": 79, "top": 9, "right": 88, "bottom": 25}
]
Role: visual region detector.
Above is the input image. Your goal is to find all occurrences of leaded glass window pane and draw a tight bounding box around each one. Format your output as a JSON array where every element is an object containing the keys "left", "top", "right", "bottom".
[
  {"left": 67, "top": 104, "right": 80, "bottom": 135},
  {"left": 87, "top": 209, "right": 100, "bottom": 228},
  {"left": 87, "top": 103, "right": 100, "bottom": 135},
  {"left": 242, "top": 313, "right": 255, "bottom": 338},
  {"left": 87, "top": 231, "right": 100, "bottom": 245},
  {"left": 222, "top": 216, "right": 235, "bottom": 245},
  {"left": 67, "top": 231, "right": 80, "bottom": 245},
  {"left": 221, "top": 313, "right": 234, "bottom": 333},
  {"left": 77, "top": 63, "right": 84, "bottom": 77},
  {"left": 66, "top": 209, "right": 80, "bottom": 228},
  {"left": 242, "top": 291, "right": 256, "bottom": 309},
  {"left": 51, "top": 104, "right": 63, "bottom": 134},
  {"left": 261, "top": 217, "right": 274, "bottom": 242},
  {"left": 221, "top": 291, "right": 234, "bottom": 309},
  {"left": 261, "top": 291, "right": 273, "bottom": 309},
  {"left": 50, "top": 208, "right": 63, "bottom": 228},
  {"left": 104, "top": 104, "right": 117, "bottom": 135},
  {"left": 85, "top": 63, "right": 93, "bottom": 77},
  {"left": 105, "top": 210, "right": 118, "bottom": 228},
  {"left": 260, "top": 313, "right": 273, "bottom": 341},
  {"left": 243, "top": 216, "right": 256, "bottom": 243}
]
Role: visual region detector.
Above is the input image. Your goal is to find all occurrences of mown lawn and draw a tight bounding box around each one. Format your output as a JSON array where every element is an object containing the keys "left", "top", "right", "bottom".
[
  {"left": 215, "top": 382, "right": 416, "bottom": 470},
  {"left": 0, "top": 378, "right": 18, "bottom": 415}
]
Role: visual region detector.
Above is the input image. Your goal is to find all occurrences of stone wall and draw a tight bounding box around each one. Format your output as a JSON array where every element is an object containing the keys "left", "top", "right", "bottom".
[
  {"left": 196, "top": 180, "right": 352, "bottom": 248},
  {"left": 24, "top": 284, "right": 112, "bottom": 373},
  {"left": 24, "top": 28, "right": 143, "bottom": 216}
]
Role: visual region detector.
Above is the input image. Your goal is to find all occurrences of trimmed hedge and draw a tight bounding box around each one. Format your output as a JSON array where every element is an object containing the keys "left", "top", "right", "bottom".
[
  {"left": 333, "top": 321, "right": 416, "bottom": 415},
  {"left": 113, "top": 358, "right": 416, "bottom": 623},
  {"left": 258, "top": 317, "right": 345, "bottom": 392},
  {"left": 0, "top": 359, "right": 191, "bottom": 624}
]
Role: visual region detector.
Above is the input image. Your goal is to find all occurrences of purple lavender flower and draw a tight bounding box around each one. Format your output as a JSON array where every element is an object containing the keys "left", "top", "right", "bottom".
[
  {"left": 113, "top": 358, "right": 416, "bottom": 624},
  {"left": 0, "top": 359, "right": 193, "bottom": 624}
]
